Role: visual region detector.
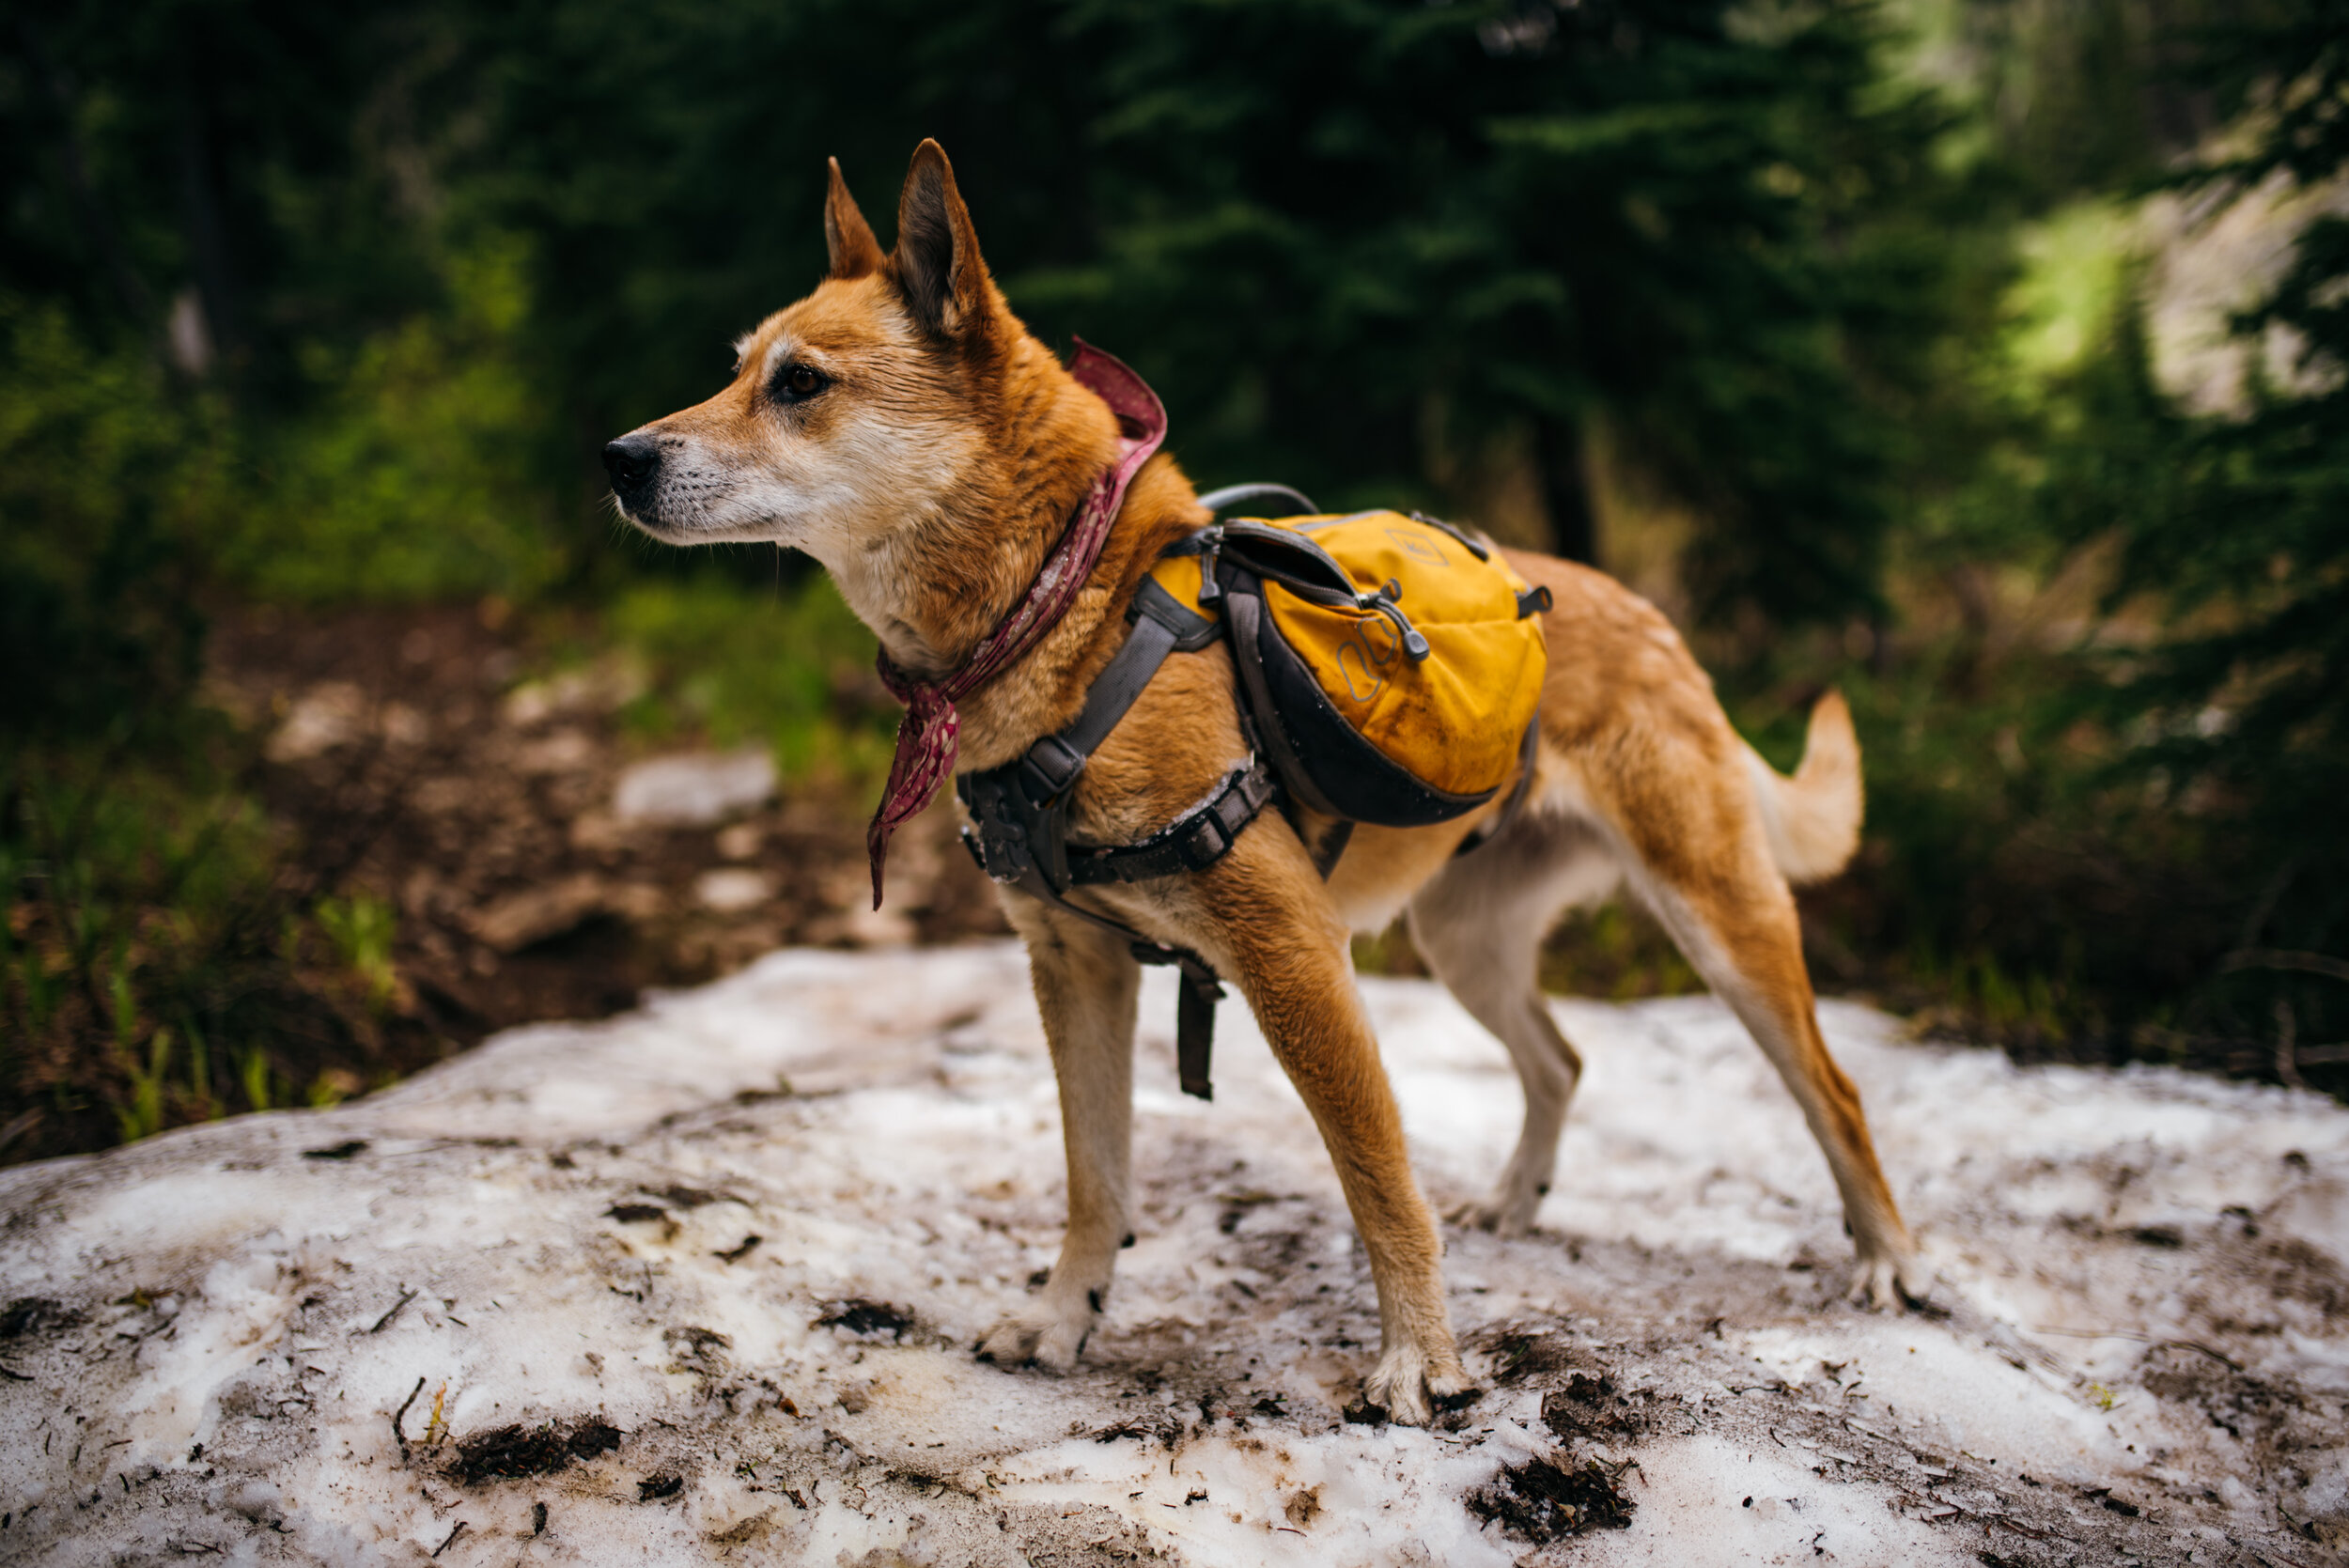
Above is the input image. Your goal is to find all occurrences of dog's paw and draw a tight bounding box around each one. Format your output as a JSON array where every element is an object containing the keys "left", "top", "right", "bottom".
[
  {"left": 1444, "top": 1190, "right": 1539, "bottom": 1239},
  {"left": 1846, "top": 1249, "right": 1936, "bottom": 1312},
  {"left": 1360, "top": 1345, "right": 1477, "bottom": 1427},
  {"left": 975, "top": 1301, "right": 1092, "bottom": 1372}
]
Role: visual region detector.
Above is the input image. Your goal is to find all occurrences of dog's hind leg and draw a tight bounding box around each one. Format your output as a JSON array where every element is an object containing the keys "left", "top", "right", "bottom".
[
  {"left": 1407, "top": 815, "right": 1615, "bottom": 1237},
  {"left": 1599, "top": 768, "right": 1924, "bottom": 1309},
  {"left": 978, "top": 903, "right": 1141, "bottom": 1371}
]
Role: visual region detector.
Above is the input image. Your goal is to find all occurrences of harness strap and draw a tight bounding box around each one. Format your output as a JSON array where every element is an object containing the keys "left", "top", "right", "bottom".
[
  {"left": 1222, "top": 582, "right": 1346, "bottom": 820},
  {"left": 1067, "top": 758, "right": 1280, "bottom": 886},
  {"left": 957, "top": 574, "right": 1267, "bottom": 1101},
  {"left": 1026, "top": 579, "right": 1221, "bottom": 797},
  {"left": 989, "top": 857, "right": 1230, "bottom": 1102},
  {"left": 969, "top": 580, "right": 1222, "bottom": 891}
]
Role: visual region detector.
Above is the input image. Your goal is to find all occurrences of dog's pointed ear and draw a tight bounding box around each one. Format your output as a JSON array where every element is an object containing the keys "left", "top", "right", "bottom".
[
  {"left": 889, "top": 139, "right": 992, "bottom": 341},
  {"left": 824, "top": 158, "right": 885, "bottom": 281}
]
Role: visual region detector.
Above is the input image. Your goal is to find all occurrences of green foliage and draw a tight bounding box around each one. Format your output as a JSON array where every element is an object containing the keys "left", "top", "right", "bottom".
[
  {"left": 315, "top": 894, "right": 398, "bottom": 1014},
  {"left": 222, "top": 238, "right": 568, "bottom": 604},
  {"left": 241, "top": 1047, "right": 272, "bottom": 1116},
  {"left": 1766, "top": 0, "right": 2349, "bottom": 1067},
  {"left": 2053, "top": 0, "right": 2349, "bottom": 1059},
  {"left": 602, "top": 572, "right": 899, "bottom": 789},
  {"left": 477, "top": 0, "right": 1960, "bottom": 626},
  {"left": 3, "top": 2, "right": 468, "bottom": 403},
  {"left": 5, "top": 0, "right": 2346, "bottom": 1140},
  {"left": 1, "top": 724, "right": 269, "bottom": 1153},
  {"left": 0, "top": 296, "right": 224, "bottom": 734},
  {"left": 1888, "top": 0, "right": 2234, "bottom": 203},
  {"left": 1797, "top": 633, "right": 2162, "bottom": 1046},
  {"left": 12, "top": 0, "right": 1983, "bottom": 632},
  {"left": 0, "top": 723, "right": 437, "bottom": 1156},
  {"left": 2002, "top": 200, "right": 2140, "bottom": 389},
  {"left": 117, "top": 1027, "right": 174, "bottom": 1144}
]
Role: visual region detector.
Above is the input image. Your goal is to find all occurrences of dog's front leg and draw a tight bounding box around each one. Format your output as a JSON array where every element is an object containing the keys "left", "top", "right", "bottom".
[
  {"left": 1210, "top": 874, "right": 1471, "bottom": 1426},
  {"left": 978, "top": 903, "right": 1140, "bottom": 1371}
]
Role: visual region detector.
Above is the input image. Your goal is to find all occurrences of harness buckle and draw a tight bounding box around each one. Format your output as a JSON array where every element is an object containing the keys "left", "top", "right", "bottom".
[
  {"left": 1180, "top": 806, "right": 1236, "bottom": 868},
  {"left": 1019, "top": 734, "right": 1086, "bottom": 800},
  {"left": 957, "top": 772, "right": 1036, "bottom": 885}
]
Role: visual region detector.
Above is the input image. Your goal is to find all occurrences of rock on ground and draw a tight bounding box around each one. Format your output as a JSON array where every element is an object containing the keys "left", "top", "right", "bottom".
[
  {"left": 0, "top": 943, "right": 2342, "bottom": 1566},
  {"left": 610, "top": 750, "right": 777, "bottom": 829}
]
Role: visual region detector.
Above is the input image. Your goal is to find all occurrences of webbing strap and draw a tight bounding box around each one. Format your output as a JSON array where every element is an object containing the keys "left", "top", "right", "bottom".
[
  {"left": 1017, "top": 579, "right": 1216, "bottom": 803},
  {"left": 1223, "top": 583, "right": 1346, "bottom": 820},
  {"left": 993, "top": 858, "right": 1229, "bottom": 1101},
  {"left": 957, "top": 574, "right": 1259, "bottom": 1101},
  {"left": 1067, "top": 757, "right": 1281, "bottom": 886}
]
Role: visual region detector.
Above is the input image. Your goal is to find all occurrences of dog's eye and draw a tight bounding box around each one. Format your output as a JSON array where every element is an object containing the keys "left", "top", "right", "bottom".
[{"left": 774, "top": 363, "right": 828, "bottom": 402}]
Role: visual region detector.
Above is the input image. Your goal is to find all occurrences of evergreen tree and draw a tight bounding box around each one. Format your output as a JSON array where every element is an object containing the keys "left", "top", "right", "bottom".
[
  {"left": 2064, "top": 0, "right": 2349, "bottom": 1058},
  {"left": 474, "top": 0, "right": 1956, "bottom": 629}
]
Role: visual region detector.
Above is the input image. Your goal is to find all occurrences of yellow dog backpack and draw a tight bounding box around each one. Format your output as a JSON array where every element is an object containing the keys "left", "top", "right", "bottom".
[{"left": 1149, "top": 501, "right": 1550, "bottom": 825}]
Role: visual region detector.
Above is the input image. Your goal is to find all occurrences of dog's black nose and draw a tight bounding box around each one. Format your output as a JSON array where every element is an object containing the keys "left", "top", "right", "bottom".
[{"left": 602, "top": 433, "right": 661, "bottom": 494}]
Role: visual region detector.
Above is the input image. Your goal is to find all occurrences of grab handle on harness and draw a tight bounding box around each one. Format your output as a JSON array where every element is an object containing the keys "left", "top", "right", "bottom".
[
  {"left": 1197, "top": 482, "right": 1320, "bottom": 518},
  {"left": 1128, "top": 944, "right": 1223, "bottom": 1101}
]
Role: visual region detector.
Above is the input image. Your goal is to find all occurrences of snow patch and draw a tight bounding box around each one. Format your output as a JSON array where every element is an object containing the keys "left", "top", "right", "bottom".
[{"left": 0, "top": 942, "right": 2341, "bottom": 1563}]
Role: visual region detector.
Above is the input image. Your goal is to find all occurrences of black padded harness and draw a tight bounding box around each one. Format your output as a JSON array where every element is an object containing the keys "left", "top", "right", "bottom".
[
  {"left": 957, "top": 576, "right": 1273, "bottom": 1099},
  {"left": 957, "top": 483, "right": 1540, "bottom": 1100}
]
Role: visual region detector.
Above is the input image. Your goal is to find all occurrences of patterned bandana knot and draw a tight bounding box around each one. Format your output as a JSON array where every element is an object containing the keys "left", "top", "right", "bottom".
[{"left": 863, "top": 340, "right": 1168, "bottom": 908}]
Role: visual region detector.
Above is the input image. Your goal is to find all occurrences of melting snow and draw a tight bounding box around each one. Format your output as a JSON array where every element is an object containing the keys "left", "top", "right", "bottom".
[{"left": 0, "top": 942, "right": 2342, "bottom": 1564}]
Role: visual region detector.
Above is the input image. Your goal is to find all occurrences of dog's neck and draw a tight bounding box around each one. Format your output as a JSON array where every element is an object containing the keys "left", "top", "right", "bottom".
[
  {"left": 821, "top": 336, "right": 1112, "bottom": 675},
  {"left": 813, "top": 336, "right": 1200, "bottom": 758}
]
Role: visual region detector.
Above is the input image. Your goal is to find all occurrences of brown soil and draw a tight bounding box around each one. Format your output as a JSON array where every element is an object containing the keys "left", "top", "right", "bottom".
[{"left": 203, "top": 598, "right": 1006, "bottom": 1066}]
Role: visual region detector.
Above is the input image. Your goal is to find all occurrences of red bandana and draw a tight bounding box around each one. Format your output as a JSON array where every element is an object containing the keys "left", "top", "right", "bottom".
[{"left": 864, "top": 340, "right": 1168, "bottom": 908}]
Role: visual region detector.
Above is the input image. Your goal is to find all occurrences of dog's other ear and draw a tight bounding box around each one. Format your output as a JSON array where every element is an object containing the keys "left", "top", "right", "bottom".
[
  {"left": 890, "top": 139, "right": 992, "bottom": 341},
  {"left": 824, "top": 157, "right": 885, "bottom": 281}
]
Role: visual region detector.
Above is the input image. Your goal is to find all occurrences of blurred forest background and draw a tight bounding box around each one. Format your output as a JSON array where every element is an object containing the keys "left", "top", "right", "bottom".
[{"left": 4, "top": 0, "right": 2344, "bottom": 1163}]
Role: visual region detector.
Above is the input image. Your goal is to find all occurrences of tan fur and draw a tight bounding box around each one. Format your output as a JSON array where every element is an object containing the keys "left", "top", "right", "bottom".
[
  {"left": 611, "top": 142, "right": 1924, "bottom": 1426},
  {"left": 1746, "top": 690, "right": 1863, "bottom": 886}
]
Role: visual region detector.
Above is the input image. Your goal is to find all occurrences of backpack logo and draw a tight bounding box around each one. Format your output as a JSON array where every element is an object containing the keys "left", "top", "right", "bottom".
[
  {"left": 1385, "top": 526, "right": 1449, "bottom": 566},
  {"left": 1335, "top": 617, "right": 1399, "bottom": 704}
]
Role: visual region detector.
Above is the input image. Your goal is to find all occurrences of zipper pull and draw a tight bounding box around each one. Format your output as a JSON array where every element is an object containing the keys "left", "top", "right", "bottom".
[
  {"left": 1361, "top": 591, "right": 1432, "bottom": 662},
  {"left": 1195, "top": 532, "right": 1223, "bottom": 606}
]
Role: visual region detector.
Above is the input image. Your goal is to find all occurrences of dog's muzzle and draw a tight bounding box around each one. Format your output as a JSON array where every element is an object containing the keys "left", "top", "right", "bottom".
[{"left": 602, "top": 432, "right": 661, "bottom": 510}]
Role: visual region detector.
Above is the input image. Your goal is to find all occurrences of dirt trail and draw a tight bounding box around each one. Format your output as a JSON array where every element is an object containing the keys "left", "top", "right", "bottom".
[{"left": 205, "top": 601, "right": 1005, "bottom": 1043}]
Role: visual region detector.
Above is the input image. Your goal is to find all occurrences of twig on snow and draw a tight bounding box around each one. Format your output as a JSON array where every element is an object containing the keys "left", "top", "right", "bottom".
[
  {"left": 391, "top": 1375, "right": 426, "bottom": 1459},
  {"left": 368, "top": 1290, "right": 417, "bottom": 1335}
]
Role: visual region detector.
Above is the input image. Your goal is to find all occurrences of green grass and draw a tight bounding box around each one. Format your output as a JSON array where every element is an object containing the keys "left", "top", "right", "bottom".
[
  {"left": 599, "top": 574, "right": 901, "bottom": 791},
  {"left": 0, "top": 722, "right": 420, "bottom": 1159},
  {"left": 315, "top": 894, "right": 399, "bottom": 1015}
]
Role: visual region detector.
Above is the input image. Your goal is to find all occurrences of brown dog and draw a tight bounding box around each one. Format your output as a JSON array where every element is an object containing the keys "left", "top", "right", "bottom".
[{"left": 604, "top": 140, "right": 1924, "bottom": 1424}]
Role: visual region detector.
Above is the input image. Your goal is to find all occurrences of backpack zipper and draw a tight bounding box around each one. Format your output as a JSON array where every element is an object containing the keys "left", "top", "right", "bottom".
[
  {"left": 1176, "top": 522, "right": 1430, "bottom": 660},
  {"left": 1357, "top": 591, "right": 1432, "bottom": 662}
]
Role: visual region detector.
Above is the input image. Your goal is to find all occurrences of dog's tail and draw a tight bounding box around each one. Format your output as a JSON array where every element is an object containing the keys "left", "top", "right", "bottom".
[{"left": 1743, "top": 690, "right": 1863, "bottom": 886}]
